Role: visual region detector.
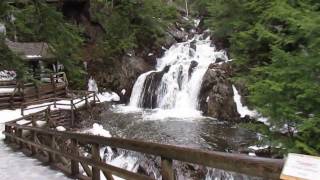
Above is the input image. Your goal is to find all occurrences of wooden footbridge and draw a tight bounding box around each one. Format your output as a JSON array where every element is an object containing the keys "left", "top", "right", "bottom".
[
  {"left": 0, "top": 72, "right": 68, "bottom": 110},
  {"left": 2, "top": 108, "right": 285, "bottom": 180}
]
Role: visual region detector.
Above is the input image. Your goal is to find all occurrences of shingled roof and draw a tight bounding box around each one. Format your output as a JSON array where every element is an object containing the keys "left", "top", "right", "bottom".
[{"left": 5, "top": 40, "right": 55, "bottom": 60}]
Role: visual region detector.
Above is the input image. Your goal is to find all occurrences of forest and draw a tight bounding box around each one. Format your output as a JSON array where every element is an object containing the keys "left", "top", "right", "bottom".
[{"left": 1, "top": 0, "right": 319, "bottom": 157}]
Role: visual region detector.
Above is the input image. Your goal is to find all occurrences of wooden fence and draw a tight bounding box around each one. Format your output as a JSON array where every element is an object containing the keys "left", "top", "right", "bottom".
[
  {"left": 3, "top": 109, "right": 284, "bottom": 180},
  {"left": 20, "top": 90, "right": 100, "bottom": 126},
  {"left": 0, "top": 72, "right": 68, "bottom": 110}
]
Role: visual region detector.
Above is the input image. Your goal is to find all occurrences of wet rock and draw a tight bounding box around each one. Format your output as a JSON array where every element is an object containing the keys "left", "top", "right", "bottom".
[
  {"left": 190, "top": 40, "right": 197, "bottom": 51},
  {"left": 240, "top": 115, "right": 256, "bottom": 123},
  {"left": 168, "top": 27, "right": 188, "bottom": 42},
  {"left": 188, "top": 61, "right": 198, "bottom": 79},
  {"left": 164, "top": 32, "right": 177, "bottom": 49},
  {"left": 198, "top": 63, "right": 240, "bottom": 121},
  {"left": 189, "top": 49, "right": 195, "bottom": 57},
  {"left": 177, "top": 65, "right": 184, "bottom": 90},
  {"left": 211, "top": 37, "right": 230, "bottom": 51},
  {"left": 215, "top": 57, "right": 225, "bottom": 63},
  {"left": 255, "top": 147, "right": 272, "bottom": 158},
  {"left": 140, "top": 66, "right": 170, "bottom": 108}
]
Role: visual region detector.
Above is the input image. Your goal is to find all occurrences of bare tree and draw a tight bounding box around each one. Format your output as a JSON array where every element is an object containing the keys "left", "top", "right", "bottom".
[{"left": 185, "top": 0, "right": 189, "bottom": 17}]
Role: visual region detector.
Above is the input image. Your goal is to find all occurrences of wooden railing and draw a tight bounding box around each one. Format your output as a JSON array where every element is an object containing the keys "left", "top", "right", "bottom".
[
  {"left": 3, "top": 110, "right": 284, "bottom": 180},
  {"left": 20, "top": 91, "right": 100, "bottom": 126},
  {"left": 0, "top": 72, "right": 69, "bottom": 110}
]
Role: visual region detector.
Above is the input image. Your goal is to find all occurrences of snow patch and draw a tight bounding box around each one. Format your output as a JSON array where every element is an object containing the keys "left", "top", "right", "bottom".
[
  {"left": 36, "top": 121, "right": 46, "bottom": 127},
  {"left": 82, "top": 123, "right": 111, "bottom": 138},
  {"left": 16, "top": 120, "right": 30, "bottom": 125},
  {"left": 248, "top": 145, "right": 269, "bottom": 151},
  {"left": 97, "top": 92, "right": 120, "bottom": 102},
  {"left": 26, "top": 55, "right": 41, "bottom": 59},
  {"left": 121, "top": 89, "right": 126, "bottom": 95},
  {"left": 0, "top": 88, "right": 15, "bottom": 93},
  {"left": 56, "top": 126, "right": 66, "bottom": 132}
]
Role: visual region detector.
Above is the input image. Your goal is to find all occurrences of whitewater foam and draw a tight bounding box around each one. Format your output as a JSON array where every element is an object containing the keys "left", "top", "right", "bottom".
[{"left": 124, "top": 33, "right": 228, "bottom": 119}]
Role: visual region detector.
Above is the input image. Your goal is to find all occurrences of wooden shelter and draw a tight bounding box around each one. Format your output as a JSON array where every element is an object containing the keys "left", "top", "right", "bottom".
[{"left": 5, "top": 39, "right": 63, "bottom": 76}]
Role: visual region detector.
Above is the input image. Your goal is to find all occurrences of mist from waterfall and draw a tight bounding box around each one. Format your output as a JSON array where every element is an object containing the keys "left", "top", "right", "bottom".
[{"left": 127, "top": 33, "right": 229, "bottom": 119}]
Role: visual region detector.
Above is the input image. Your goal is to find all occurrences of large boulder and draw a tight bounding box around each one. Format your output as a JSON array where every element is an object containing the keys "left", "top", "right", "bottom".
[
  {"left": 198, "top": 63, "right": 240, "bottom": 121},
  {"left": 168, "top": 26, "right": 188, "bottom": 42}
]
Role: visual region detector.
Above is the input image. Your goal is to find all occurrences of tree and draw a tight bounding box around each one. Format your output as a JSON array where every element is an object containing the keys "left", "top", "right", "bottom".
[
  {"left": 202, "top": 0, "right": 320, "bottom": 155},
  {"left": 2, "top": 0, "right": 85, "bottom": 86},
  {"left": 90, "top": 0, "right": 178, "bottom": 58}
]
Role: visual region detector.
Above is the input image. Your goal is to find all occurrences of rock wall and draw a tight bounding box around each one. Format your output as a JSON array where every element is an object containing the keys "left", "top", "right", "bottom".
[
  {"left": 87, "top": 55, "right": 153, "bottom": 103},
  {"left": 198, "top": 63, "right": 240, "bottom": 121}
]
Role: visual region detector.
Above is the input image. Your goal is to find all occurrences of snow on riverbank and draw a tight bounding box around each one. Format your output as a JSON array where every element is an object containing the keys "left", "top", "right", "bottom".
[
  {"left": 81, "top": 123, "right": 111, "bottom": 137},
  {"left": 0, "top": 127, "right": 70, "bottom": 180},
  {"left": 0, "top": 88, "right": 15, "bottom": 93},
  {"left": 0, "top": 91, "right": 123, "bottom": 180},
  {"left": 97, "top": 92, "right": 120, "bottom": 102},
  {"left": 0, "top": 91, "right": 120, "bottom": 124}
]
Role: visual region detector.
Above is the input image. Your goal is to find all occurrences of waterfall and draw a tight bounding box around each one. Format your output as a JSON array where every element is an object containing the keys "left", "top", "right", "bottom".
[
  {"left": 129, "top": 71, "right": 155, "bottom": 107},
  {"left": 232, "top": 85, "right": 257, "bottom": 118},
  {"left": 88, "top": 77, "right": 99, "bottom": 92},
  {"left": 128, "top": 33, "right": 229, "bottom": 118}
]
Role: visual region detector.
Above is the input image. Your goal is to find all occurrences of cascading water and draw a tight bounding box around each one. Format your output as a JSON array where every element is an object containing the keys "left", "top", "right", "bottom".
[
  {"left": 129, "top": 33, "right": 228, "bottom": 118},
  {"left": 88, "top": 77, "right": 99, "bottom": 92}
]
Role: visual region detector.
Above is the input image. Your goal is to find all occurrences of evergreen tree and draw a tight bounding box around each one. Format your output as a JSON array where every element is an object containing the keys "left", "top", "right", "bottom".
[{"left": 201, "top": 0, "right": 320, "bottom": 155}]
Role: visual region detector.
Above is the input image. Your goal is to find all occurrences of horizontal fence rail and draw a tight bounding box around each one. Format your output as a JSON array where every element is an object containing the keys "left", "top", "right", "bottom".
[{"left": 3, "top": 110, "right": 285, "bottom": 180}]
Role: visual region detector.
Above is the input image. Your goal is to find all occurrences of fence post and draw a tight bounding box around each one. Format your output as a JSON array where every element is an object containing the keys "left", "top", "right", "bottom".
[
  {"left": 17, "top": 128, "right": 23, "bottom": 149},
  {"left": 85, "top": 94, "right": 88, "bottom": 109},
  {"left": 48, "top": 135, "right": 55, "bottom": 163},
  {"left": 21, "top": 82, "right": 25, "bottom": 108},
  {"left": 93, "top": 92, "right": 96, "bottom": 105},
  {"left": 21, "top": 105, "right": 24, "bottom": 116},
  {"left": 71, "top": 138, "right": 79, "bottom": 176},
  {"left": 161, "top": 157, "right": 175, "bottom": 180},
  {"left": 36, "top": 83, "right": 40, "bottom": 99},
  {"left": 31, "top": 131, "right": 37, "bottom": 155},
  {"left": 46, "top": 107, "right": 51, "bottom": 124},
  {"left": 92, "top": 143, "right": 101, "bottom": 180},
  {"left": 4, "top": 125, "right": 11, "bottom": 143},
  {"left": 51, "top": 74, "right": 57, "bottom": 100},
  {"left": 31, "top": 115, "right": 37, "bottom": 155}
]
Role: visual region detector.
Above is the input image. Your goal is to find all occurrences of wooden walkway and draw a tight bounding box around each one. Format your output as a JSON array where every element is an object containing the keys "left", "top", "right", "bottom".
[
  {"left": 2, "top": 108, "right": 284, "bottom": 180},
  {"left": 0, "top": 72, "right": 68, "bottom": 110}
]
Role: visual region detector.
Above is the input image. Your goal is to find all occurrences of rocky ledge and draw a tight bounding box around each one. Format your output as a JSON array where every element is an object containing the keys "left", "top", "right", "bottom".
[{"left": 198, "top": 63, "right": 240, "bottom": 121}]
